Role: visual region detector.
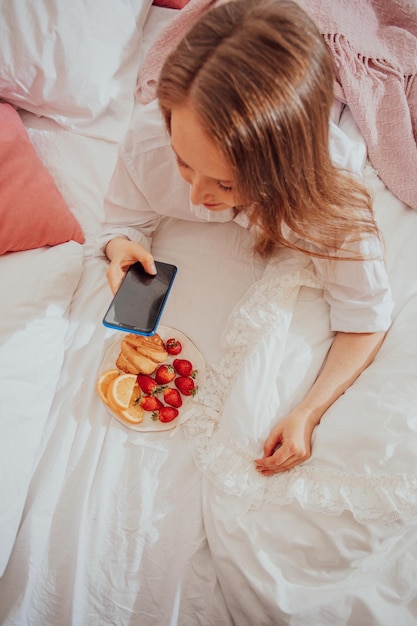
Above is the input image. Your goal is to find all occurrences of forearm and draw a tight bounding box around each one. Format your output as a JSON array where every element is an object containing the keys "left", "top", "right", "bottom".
[
  {"left": 256, "top": 329, "right": 386, "bottom": 474},
  {"left": 298, "top": 330, "right": 386, "bottom": 426}
]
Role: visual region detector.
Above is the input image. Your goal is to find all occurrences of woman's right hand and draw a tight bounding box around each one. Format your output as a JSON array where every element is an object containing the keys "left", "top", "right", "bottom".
[{"left": 104, "top": 237, "right": 156, "bottom": 294}]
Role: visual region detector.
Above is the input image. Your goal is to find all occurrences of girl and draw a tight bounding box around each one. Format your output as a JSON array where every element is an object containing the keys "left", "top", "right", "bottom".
[{"left": 103, "top": 0, "right": 393, "bottom": 474}]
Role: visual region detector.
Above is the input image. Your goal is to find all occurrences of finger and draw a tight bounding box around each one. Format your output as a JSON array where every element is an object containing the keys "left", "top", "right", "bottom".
[
  {"left": 106, "top": 264, "right": 126, "bottom": 295},
  {"left": 260, "top": 460, "right": 301, "bottom": 476},
  {"left": 255, "top": 462, "right": 290, "bottom": 474},
  {"left": 256, "top": 452, "right": 309, "bottom": 475},
  {"left": 136, "top": 251, "right": 156, "bottom": 276},
  {"left": 256, "top": 460, "right": 294, "bottom": 475},
  {"left": 255, "top": 454, "right": 291, "bottom": 472},
  {"left": 256, "top": 442, "right": 288, "bottom": 467},
  {"left": 143, "top": 258, "right": 157, "bottom": 275},
  {"left": 255, "top": 443, "right": 302, "bottom": 469},
  {"left": 115, "top": 242, "right": 156, "bottom": 277},
  {"left": 263, "top": 436, "right": 282, "bottom": 458},
  {"left": 256, "top": 458, "right": 295, "bottom": 475}
]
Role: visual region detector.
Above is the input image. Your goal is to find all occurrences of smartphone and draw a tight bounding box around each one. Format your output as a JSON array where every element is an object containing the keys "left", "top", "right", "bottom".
[{"left": 102, "top": 260, "right": 177, "bottom": 336}]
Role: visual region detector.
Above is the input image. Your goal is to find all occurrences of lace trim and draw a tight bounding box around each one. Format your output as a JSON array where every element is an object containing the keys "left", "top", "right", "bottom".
[
  {"left": 182, "top": 252, "right": 417, "bottom": 525},
  {"left": 184, "top": 412, "right": 417, "bottom": 524}
]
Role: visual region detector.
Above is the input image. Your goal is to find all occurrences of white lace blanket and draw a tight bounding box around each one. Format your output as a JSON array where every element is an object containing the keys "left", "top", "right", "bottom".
[{"left": 181, "top": 250, "right": 417, "bottom": 525}]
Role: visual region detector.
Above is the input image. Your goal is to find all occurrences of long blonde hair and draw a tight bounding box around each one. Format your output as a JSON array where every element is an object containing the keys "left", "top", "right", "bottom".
[{"left": 157, "top": 0, "right": 380, "bottom": 259}]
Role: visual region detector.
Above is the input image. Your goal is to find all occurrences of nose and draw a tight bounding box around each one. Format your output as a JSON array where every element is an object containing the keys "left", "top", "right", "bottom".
[{"left": 189, "top": 173, "right": 214, "bottom": 206}]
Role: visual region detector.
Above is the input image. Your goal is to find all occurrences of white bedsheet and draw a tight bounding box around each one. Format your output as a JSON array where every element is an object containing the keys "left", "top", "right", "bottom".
[
  {"left": 0, "top": 242, "right": 83, "bottom": 575},
  {"left": 0, "top": 215, "right": 264, "bottom": 625}
]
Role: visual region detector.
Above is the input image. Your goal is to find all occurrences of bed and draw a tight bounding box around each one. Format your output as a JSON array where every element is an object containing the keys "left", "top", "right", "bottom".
[{"left": 1, "top": 1, "right": 417, "bottom": 625}]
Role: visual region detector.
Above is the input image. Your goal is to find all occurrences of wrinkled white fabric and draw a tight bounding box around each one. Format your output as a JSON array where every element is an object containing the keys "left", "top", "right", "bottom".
[{"left": 181, "top": 248, "right": 417, "bottom": 525}]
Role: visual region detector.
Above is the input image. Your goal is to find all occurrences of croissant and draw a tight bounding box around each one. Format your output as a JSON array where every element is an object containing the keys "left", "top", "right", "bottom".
[
  {"left": 116, "top": 333, "right": 168, "bottom": 375},
  {"left": 123, "top": 333, "right": 168, "bottom": 363}
]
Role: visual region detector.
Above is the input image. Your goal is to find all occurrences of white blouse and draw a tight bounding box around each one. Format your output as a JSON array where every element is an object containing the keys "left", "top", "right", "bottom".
[{"left": 98, "top": 98, "right": 394, "bottom": 333}]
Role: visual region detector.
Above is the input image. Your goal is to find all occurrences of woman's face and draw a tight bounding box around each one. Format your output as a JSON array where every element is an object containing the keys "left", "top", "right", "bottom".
[{"left": 170, "top": 102, "right": 242, "bottom": 211}]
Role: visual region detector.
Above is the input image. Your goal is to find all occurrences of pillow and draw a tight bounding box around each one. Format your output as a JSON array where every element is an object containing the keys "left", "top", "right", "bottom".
[
  {"left": 0, "top": 0, "right": 153, "bottom": 141},
  {"left": 0, "top": 241, "right": 84, "bottom": 575},
  {"left": 0, "top": 103, "right": 85, "bottom": 255},
  {"left": 153, "top": 1, "right": 191, "bottom": 7}
]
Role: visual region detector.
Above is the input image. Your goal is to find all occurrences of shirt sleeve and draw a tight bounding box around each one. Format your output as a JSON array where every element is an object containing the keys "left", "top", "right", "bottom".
[
  {"left": 310, "top": 234, "right": 394, "bottom": 333},
  {"left": 96, "top": 153, "right": 163, "bottom": 256},
  {"left": 95, "top": 98, "right": 198, "bottom": 256}
]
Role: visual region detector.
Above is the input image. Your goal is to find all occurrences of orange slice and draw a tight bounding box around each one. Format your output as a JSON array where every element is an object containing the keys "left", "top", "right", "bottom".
[
  {"left": 119, "top": 388, "right": 144, "bottom": 424},
  {"left": 97, "top": 369, "right": 120, "bottom": 405},
  {"left": 107, "top": 373, "right": 137, "bottom": 410}
]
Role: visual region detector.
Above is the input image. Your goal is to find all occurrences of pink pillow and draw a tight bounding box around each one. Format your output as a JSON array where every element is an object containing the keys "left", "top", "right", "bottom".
[
  {"left": 152, "top": 1, "right": 191, "bottom": 8},
  {"left": 0, "top": 103, "right": 84, "bottom": 255}
]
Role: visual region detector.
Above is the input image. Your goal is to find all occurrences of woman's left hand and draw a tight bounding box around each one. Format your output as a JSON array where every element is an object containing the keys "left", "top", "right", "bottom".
[
  {"left": 254, "top": 331, "right": 387, "bottom": 476},
  {"left": 255, "top": 409, "right": 317, "bottom": 475}
]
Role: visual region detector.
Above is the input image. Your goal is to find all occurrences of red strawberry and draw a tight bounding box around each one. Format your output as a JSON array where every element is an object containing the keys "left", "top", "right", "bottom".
[
  {"left": 175, "top": 376, "right": 197, "bottom": 397},
  {"left": 158, "top": 406, "right": 179, "bottom": 423},
  {"left": 163, "top": 387, "right": 182, "bottom": 408},
  {"left": 140, "top": 395, "right": 163, "bottom": 412},
  {"left": 155, "top": 364, "right": 175, "bottom": 385},
  {"left": 173, "top": 358, "right": 195, "bottom": 378},
  {"left": 136, "top": 374, "right": 163, "bottom": 395},
  {"left": 165, "top": 338, "right": 182, "bottom": 355}
]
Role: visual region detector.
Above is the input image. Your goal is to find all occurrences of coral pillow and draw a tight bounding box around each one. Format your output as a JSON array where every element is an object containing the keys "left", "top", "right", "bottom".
[
  {"left": 153, "top": 1, "right": 191, "bottom": 7},
  {"left": 0, "top": 104, "right": 84, "bottom": 255}
]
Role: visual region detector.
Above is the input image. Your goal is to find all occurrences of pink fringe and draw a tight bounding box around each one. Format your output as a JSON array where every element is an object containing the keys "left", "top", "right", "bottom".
[
  {"left": 321, "top": 26, "right": 417, "bottom": 209},
  {"left": 136, "top": 0, "right": 216, "bottom": 104}
]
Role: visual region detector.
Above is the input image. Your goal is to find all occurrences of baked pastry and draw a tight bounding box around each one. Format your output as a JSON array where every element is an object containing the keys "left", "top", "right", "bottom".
[
  {"left": 116, "top": 333, "right": 168, "bottom": 375},
  {"left": 123, "top": 333, "right": 168, "bottom": 363}
]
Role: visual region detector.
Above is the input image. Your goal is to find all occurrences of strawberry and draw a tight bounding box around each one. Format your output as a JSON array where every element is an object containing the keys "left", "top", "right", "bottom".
[
  {"left": 175, "top": 376, "right": 197, "bottom": 397},
  {"left": 140, "top": 395, "right": 163, "bottom": 412},
  {"left": 155, "top": 364, "right": 176, "bottom": 385},
  {"left": 165, "top": 338, "right": 182, "bottom": 355},
  {"left": 136, "top": 374, "right": 164, "bottom": 395},
  {"left": 158, "top": 406, "right": 179, "bottom": 423},
  {"left": 163, "top": 387, "right": 182, "bottom": 408},
  {"left": 173, "top": 358, "right": 195, "bottom": 378}
]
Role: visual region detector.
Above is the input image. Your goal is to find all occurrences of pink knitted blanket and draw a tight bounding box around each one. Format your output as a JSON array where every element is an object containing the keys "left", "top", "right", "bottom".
[
  {"left": 136, "top": 0, "right": 216, "bottom": 105},
  {"left": 299, "top": 0, "right": 417, "bottom": 210},
  {"left": 137, "top": 0, "right": 417, "bottom": 210}
]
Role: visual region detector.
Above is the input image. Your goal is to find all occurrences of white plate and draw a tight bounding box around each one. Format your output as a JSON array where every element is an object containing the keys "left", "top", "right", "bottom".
[{"left": 99, "top": 326, "right": 205, "bottom": 431}]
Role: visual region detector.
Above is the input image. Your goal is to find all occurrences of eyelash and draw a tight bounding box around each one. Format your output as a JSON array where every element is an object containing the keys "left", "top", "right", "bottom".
[
  {"left": 175, "top": 155, "right": 188, "bottom": 169},
  {"left": 217, "top": 182, "right": 233, "bottom": 192},
  {"left": 175, "top": 155, "right": 233, "bottom": 193}
]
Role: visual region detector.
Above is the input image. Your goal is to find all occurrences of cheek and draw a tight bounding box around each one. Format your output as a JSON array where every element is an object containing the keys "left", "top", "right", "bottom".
[{"left": 228, "top": 190, "right": 243, "bottom": 207}]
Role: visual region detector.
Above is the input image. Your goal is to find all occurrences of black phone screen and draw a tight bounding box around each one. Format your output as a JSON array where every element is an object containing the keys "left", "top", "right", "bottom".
[{"left": 102, "top": 260, "right": 177, "bottom": 336}]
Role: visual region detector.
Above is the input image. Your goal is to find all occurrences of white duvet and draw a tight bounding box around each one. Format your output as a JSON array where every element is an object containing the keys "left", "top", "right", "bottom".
[{"left": 179, "top": 159, "right": 417, "bottom": 625}]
